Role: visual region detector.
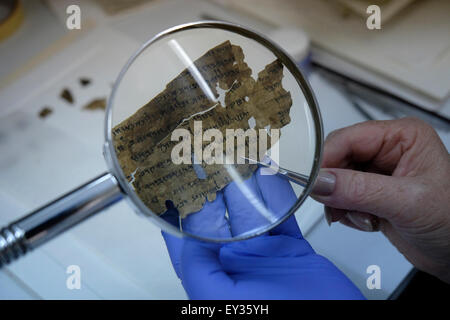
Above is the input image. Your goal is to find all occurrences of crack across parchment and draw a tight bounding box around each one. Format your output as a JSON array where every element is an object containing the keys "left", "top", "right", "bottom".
[{"left": 112, "top": 41, "right": 292, "bottom": 217}]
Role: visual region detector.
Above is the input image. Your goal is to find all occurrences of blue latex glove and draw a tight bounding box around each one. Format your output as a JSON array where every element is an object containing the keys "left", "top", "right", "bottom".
[{"left": 162, "top": 168, "right": 365, "bottom": 299}]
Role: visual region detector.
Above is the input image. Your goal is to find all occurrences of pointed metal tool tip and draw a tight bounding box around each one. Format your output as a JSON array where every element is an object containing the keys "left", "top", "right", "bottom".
[{"left": 239, "top": 156, "right": 270, "bottom": 167}]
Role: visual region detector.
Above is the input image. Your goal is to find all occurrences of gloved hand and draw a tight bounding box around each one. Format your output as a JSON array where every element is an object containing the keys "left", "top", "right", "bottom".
[{"left": 162, "top": 167, "right": 365, "bottom": 299}]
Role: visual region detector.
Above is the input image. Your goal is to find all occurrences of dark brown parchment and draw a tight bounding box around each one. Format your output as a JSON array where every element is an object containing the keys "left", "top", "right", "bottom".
[{"left": 112, "top": 41, "right": 292, "bottom": 217}]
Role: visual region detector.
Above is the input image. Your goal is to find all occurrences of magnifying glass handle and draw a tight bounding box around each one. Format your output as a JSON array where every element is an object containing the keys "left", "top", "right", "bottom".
[{"left": 0, "top": 173, "right": 123, "bottom": 268}]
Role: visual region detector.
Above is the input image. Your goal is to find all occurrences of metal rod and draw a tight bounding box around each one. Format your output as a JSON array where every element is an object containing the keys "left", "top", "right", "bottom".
[{"left": 0, "top": 172, "right": 123, "bottom": 267}]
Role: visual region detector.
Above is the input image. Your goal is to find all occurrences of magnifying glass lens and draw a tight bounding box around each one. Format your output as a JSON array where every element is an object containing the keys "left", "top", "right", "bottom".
[{"left": 108, "top": 25, "right": 321, "bottom": 241}]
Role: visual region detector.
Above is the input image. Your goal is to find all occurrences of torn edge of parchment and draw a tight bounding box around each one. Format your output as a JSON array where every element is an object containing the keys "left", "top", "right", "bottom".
[{"left": 112, "top": 40, "right": 292, "bottom": 217}]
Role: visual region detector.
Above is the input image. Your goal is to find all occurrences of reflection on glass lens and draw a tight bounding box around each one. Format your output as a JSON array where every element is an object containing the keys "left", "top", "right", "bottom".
[{"left": 109, "top": 24, "right": 320, "bottom": 241}]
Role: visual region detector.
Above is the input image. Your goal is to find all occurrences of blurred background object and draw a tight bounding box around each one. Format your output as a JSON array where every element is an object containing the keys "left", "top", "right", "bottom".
[
  {"left": 212, "top": 0, "right": 450, "bottom": 115},
  {"left": 0, "top": 0, "right": 23, "bottom": 42}
]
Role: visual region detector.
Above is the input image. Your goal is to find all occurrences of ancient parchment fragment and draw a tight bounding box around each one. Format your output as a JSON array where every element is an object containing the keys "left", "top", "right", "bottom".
[
  {"left": 83, "top": 98, "right": 106, "bottom": 111},
  {"left": 112, "top": 41, "right": 292, "bottom": 217}
]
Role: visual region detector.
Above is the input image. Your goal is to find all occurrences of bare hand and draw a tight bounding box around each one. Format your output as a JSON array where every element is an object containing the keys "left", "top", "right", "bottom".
[{"left": 312, "top": 118, "right": 450, "bottom": 283}]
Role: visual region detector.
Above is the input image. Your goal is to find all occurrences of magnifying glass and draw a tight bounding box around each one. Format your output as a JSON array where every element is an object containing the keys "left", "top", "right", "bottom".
[{"left": 0, "top": 21, "right": 323, "bottom": 267}]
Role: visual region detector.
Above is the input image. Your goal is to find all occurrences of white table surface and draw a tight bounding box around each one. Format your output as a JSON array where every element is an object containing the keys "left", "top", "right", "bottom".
[{"left": 1, "top": 0, "right": 448, "bottom": 300}]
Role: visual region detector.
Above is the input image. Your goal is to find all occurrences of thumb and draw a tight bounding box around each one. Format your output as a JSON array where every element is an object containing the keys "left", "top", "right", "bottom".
[
  {"left": 312, "top": 168, "right": 415, "bottom": 222},
  {"left": 181, "top": 239, "right": 234, "bottom": 299}
]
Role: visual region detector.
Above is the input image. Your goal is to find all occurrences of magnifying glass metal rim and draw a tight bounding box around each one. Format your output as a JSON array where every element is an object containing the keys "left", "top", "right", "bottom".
[{"left": 104, "top": 20, "right": 324, "bottom": 242}]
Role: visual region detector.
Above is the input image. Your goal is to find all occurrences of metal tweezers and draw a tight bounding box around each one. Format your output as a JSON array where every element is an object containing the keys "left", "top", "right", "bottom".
[{"left": 243, "top": 157, "right": 310, "bottom": 187}]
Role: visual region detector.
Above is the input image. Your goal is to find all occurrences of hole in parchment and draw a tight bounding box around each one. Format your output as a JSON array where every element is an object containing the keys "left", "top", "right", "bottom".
[
  {"left": 216, "top": 82, "right": 227, "bottom": 107},
  {"left": 248, "top": 116, "right": 256, "bottom": 129}
]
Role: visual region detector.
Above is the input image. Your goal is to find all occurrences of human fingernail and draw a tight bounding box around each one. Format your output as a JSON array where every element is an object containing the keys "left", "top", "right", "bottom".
[
  {"left": 346, "top": 212, "right": 379, "bottom": 232},
  {"left": 312, "top": 170, "right": 336, "bottom": 196},
  {"left": 324, "top": 206, "right": 332, "bottom": 226}
]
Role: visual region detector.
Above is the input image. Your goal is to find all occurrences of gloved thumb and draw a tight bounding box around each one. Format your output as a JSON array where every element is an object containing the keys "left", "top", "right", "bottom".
[
  {"left": 181, "top": 239, "right": 234, "bottom": 299},
  {"left": 312, "top": 168, "right": 416, "bottom": 224}
]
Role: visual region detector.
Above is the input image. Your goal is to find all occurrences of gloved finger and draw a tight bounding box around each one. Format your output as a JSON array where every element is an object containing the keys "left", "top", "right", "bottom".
[
  {"left": 159, "top": 203, "right": 180, "bottom": 227},
  {"left": 181, "top": 239, "right": 234, "bottom": 299},
  {"left": 223, "top": 171, "right": 274, "bottom": 237},
  {"left": 269, "top": 215, "right": 302, "bottom": 238},
  {"left": 161, "top": 230, "right": 184, "bottom": 279},
  {"left": 182, "top": 191, "right": 231, "bottom": 239},
  {"left": 160, "top": 205, "right": 183, "bottom": 278},
  {"left": 161, "top": 193, "right": 231, "bottom": 279},
  {"left": 255, "top": 168, "right": 302, "bottom": 238},
  {"left": 343, "top": 211, "right": 380, "bottom": 232}
]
